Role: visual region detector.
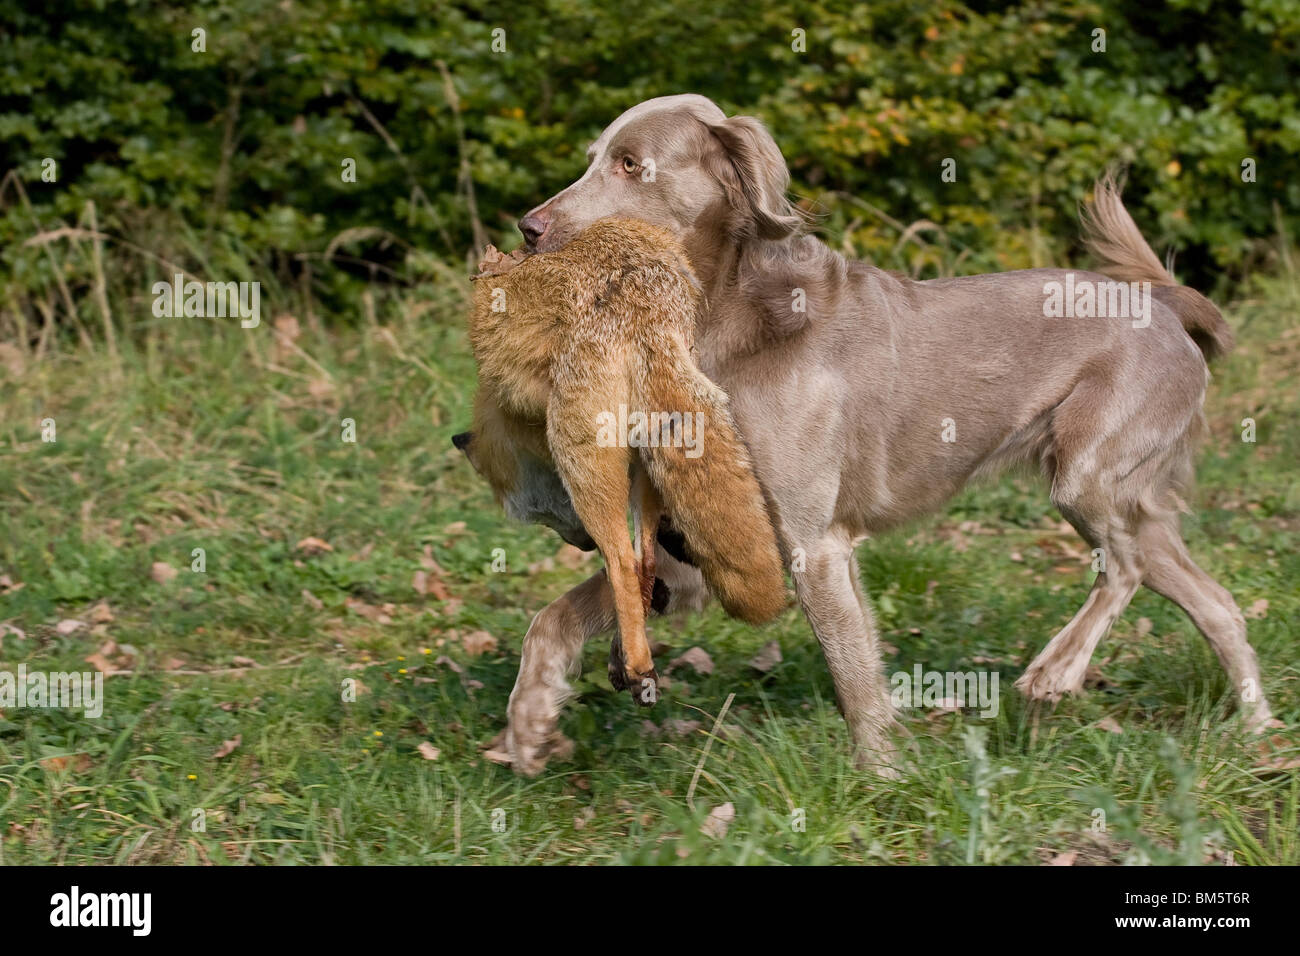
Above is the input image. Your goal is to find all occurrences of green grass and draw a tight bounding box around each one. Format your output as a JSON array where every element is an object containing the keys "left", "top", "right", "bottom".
[{"left": 0, "top": 274, "right": 1297, "bottom": 865}]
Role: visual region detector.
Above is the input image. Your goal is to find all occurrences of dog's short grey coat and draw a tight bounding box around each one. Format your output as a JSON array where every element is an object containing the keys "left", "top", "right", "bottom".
[{"left": 497, "top": 93, "right": 1272, "bottom": 775}]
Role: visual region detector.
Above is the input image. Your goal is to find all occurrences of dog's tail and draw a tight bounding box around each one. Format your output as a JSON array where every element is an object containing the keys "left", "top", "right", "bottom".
[
  {"left": 1081, "top": 169, "right": 1233, "bottom": 361},
  {"left": 636, "top": 349, "right": 786, "bottom": 625}
]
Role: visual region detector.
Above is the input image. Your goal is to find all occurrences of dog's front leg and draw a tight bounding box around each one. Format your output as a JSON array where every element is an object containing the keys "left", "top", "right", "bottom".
[
  {"left": 506, "top": 569, "right": 615, "bottom": 775},
  {"left": 794, "top": 534, "right": 901, "bottom": 778}
]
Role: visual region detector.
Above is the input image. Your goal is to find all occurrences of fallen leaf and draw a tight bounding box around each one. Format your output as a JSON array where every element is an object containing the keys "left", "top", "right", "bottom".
[
  {"left": 1135, "top": 617, "right": 1153, "bottom": 637},
  {"left": 40, "top": 753, "right": 92, "bottom": 774},
  {"left": 1096, "top": 717, "right": 1123, "bottom": 734},
  {"left": 461, "top": 630, "right": 498, "bottom": 657},
  {"left": 1245, "top": 599, "right": 1269, "bottom": 620},
  {"left": 475, "top": 245, "right": 527, "bottom": 277},
  {"left": 150, "top": 561, "right": 178, "bottom": 584},
  {"left": 1254, "top": 734, "right": 1300, "bottom": 772},
  {"left": 89, "top": 602, "right": 114, "bottom": 624},
  {"left": 55, "top": 619, "right": 85, "bottom": 635},
  {"left": 434, "top": 655, "right": 464, "bottom": 674},
  {"left": 1048, "top": 850, "right": 1078, "bottom": 866},
  {"left": 295, "top": 536, "right": 333, "bottom": 556},
  {"left": 417, "top": 547, "right": 452, "bottom": 599},
  {"left": 213, "top": 735, "right": 242, "bottom": 759},
  {"left": 417, "top": 741, "right": 440, "bottom": 761},
  {"left": 301, "top": 589, "right": 323, "bottom": 610},
  {"left": 669, "top": 646, "right": 714, "bottom": 676},
  {"left": 344, "top": 597, "right": 392, "bottom": 624},
  {"left": 231, "top": 655, "right": 258, "bottom": 667},
  {"left": 83, "top": 652, "right": 114, "bottom": 674},
  {"left": 749, "top": 640, "right": 782, "bottom": 673},
  {"left": 700, "top": 802, "right": 735, "bottom": 839}
]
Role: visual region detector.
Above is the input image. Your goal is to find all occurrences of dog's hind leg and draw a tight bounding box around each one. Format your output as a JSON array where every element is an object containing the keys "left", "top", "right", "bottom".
[
  {"left": 1137, "top": 514, "right": 1273, "bottom": 730},
  {"left": 506, "top": 547, "right": 710, "bottom": 775},
  {"left": 1014, "top": 528, "right": 1143, "bottom": 702},
  {"left": 1016, "top": 373, "right": 1149, "bottom": 702},
  {"left": 506, "top": 569, "right": 616, "bottom": 776},
  {"left": 795, "top": 531, "right": 899, "bottom": 777}
]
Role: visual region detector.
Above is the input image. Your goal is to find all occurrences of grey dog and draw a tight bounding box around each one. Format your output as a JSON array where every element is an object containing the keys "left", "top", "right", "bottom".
[{"left": 473, "top": 93, "right": 1270, "bottom": 776}]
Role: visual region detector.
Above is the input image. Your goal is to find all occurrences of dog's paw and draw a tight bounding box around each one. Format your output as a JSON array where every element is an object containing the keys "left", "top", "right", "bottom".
[{"left": 1015, "top": 661, "right": 1086, "bottom": 703}]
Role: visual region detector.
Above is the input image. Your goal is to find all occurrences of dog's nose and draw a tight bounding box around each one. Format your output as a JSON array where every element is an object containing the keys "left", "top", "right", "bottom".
[
  {"left": 451, "top": 431, "right": 473, "bottom": 451},
  {"left": 519, "top": 212, "right": 548, "bottom": 247}
]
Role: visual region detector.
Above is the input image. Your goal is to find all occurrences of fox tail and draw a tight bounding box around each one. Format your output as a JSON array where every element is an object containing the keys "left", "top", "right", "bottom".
[{"left": 636, "top": 347, "right": 786, "bottom": 624}]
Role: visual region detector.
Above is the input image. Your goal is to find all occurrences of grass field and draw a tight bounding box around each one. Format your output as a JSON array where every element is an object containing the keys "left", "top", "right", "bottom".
[{"left": 1, "top": 267, "right": 1297, "bottom": 866}]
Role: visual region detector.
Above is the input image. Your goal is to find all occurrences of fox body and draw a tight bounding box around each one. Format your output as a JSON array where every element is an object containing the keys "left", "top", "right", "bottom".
[{"left": 457, "top": 218, "right": 785, "bottom": 695}]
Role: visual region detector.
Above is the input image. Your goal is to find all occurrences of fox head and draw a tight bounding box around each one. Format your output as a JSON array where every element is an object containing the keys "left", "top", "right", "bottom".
[{"left": 451, "top": 428, "right": 596, "bottom": 552}]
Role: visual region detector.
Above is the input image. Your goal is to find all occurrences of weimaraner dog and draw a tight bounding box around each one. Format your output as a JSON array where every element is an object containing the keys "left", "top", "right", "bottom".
[{"left": 482, "top": 93, "right": 1270, "bottom": 776}]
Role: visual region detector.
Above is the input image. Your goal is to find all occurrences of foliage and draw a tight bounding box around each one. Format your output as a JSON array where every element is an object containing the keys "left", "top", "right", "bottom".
[{"left": 2, "top": 0, "right": 1298, "bottom": 337}]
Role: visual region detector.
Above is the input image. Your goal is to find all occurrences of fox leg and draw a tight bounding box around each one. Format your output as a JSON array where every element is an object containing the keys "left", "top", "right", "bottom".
[
  {"left": 632, "top": 470, "right": 662, "bottom": 615},
  {"left": 610, "top": 470, "right": 663, "bottom": 691},
  {"left": 549, "top": 415, "right": 660, "bottom": 706}
]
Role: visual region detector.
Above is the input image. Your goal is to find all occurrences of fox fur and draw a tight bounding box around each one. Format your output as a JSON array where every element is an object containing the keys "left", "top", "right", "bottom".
[{"left": 456, "top": 218, "right": 786, "bottom": 694}]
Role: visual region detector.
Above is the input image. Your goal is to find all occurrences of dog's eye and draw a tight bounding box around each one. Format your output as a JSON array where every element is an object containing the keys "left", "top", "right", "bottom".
[{"left": 622, "top": 156, "right": 639, "bottom": 174}]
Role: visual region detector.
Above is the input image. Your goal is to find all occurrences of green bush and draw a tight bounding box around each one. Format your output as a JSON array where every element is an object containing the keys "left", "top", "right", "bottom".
[{"left": 2, "top": 0, "right": 1297, "bottom": 333}]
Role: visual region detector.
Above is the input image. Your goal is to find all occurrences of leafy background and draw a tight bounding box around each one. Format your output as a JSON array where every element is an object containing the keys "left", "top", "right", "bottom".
[{"left": 3, "top": 0, "right": 1299, "bottom": 330}]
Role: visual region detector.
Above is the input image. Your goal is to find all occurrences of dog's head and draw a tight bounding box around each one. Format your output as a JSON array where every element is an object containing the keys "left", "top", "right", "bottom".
[{"left": 518, "top": 94, "right": 802, "bottom": 255}]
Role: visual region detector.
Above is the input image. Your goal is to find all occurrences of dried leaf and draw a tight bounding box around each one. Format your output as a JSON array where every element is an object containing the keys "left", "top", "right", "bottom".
[
  {"left": 295, "top": 536, "right": 333, "bottom": 556},
  {"left": 669, "top": 646, "right": 714, "bottom": 676},
  {"left": 83, "top": 652, "right": 114, "bottom": 674},
  {"left": 1245, "top": 598, "right": 1269, "bottom": 620},
  {"left": 213, "top": 734, "right": 242, "bottom": 759},
  {"left": 417, "top": 741, "right": 440, "bottom": 761},
  {"left": 55, "top": 619, "right": 85, "bottom": 635},
  {"left": 461, "top": 629, "right": 498, "bottom": 657},
  {"left": 1254, "top": 734, "right": 1300, "bottom": 772},
  {"left": 1096, "top": 717, "right": 1124, "bottom": 734},
  {"left": 700, "top": 802, "right": 735, "bottom": 839},
  {"left": 475, "top": 244, "right": 527, "bottom": 277},
  {"left": 150, "top": 561, "right": 178, "bottom": 584},
  {"left": 749, "top": 640, "right": 782, "bottom": 673},
  {"left": 89, "top": 602, "right": 114, "bottom": 624},
  {"left": 434, "top": 655, "right": 464, "bottom": 674},
  {"left": 1048, "top": 850, "right": 1078, "bottom": 866}
]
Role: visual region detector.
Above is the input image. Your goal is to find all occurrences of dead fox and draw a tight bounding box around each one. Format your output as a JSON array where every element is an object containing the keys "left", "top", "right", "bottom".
[{"left": 453, "top": 218, "right": 785, "bottom": 700}]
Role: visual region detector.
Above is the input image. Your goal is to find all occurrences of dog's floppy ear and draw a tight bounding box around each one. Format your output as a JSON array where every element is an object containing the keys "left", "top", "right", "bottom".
[{"left": 703, "top": 115, "right": 802, "bottom": 241}]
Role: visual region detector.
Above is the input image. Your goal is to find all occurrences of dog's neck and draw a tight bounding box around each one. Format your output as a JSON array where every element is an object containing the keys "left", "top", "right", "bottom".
[{"left": 684, "top": 226, "right": 853, "bottom": 372}]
